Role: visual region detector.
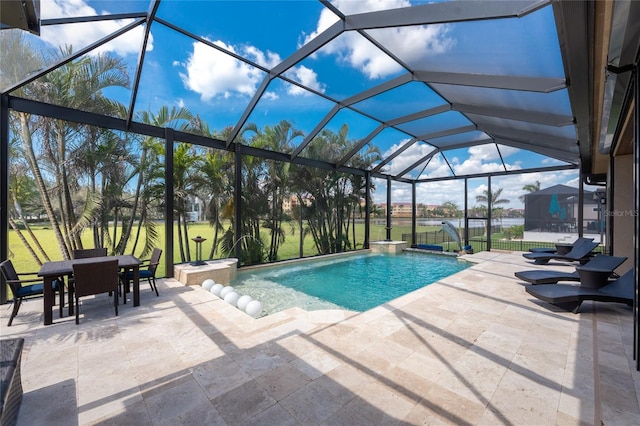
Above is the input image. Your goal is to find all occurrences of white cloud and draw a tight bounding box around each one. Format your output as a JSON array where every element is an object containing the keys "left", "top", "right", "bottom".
[
  {"left": 468, "top": 145, "right": 500, "bottom": 161},
  {"left": 285, "top": 65, "right": 326, "bottom": 95},
  {"left": 453, "top": 159, "right": 504, "bottom": 176},
  {"left": 180, "top": 39, "right": 325, "bottom": 101},
  {"left": 302, "top": 0, "right": 455, "bottom": 79},
  {"left": 263, "top": 92, "right": 279, "bottom": 101},
  {"left": 40, "top": 0, "right": 152, "bottom": 56},
  {"left": 382, "top": 141, "right": 434, "bottom": 175},
  {"left": 179, "top": 40, "right": 265, "bottom": 101},
  {"left": 243, "top": 45, "right": 281, "bottom": 69}
]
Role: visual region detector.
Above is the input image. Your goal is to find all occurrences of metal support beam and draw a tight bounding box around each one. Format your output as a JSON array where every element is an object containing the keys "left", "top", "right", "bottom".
[
  {"left": 371, "top": 138, "right": 417, "bottom": 174},
  {"left": 164, "top": 128, "right": 175, "bottom": 278},
  {"left": 415, "top": 70, "right": 565, "bottom": 93},
  {"left": 453, "top": 102, "right": 574, "bottom": 127},
  {"left": 2, "top": 18, "right": 145, "bottom": 95},
  {"left": 578, "top": 174, "right": 584, "bottom": 237},
  {"left": 291, "top": 104, "right": 340, "bottom": 160},
  {"left": 608, "top": 154, "right": 615, "bottom": 254},
  {"left": 227, "top": 76, "right": 272, "bottom": 148},
  {"left": 386, "top": 176, "right": 392, "bottom": 241},
  {"left": 414, "top": 163, "right": 576, "bottom": 183},
  {"left": 126, "top": 1, "right": 160, "bottom": 129},
  {"left": 271, "top": 21, "right": 343, "bottom": 77},
  {"left": 41, "top": 13, "right": 147, "bottom": 26},
  {"left": 234, "top": 144, "right": 243, "bottom": 261},
  {"left": 1, "top": 95, "right": 8, "bottom": 304},
  {"left": 386, "top": 104, "right": 452, "bottom": 127},
  {"left": 337, "top": 124, "right": 384, "bottom": 168},
  {"left": 411, "top": 182, "right": 417, "bottom": 248},
  {"left": 396, "top": 149, "right": 438, "bottom": 178},
  {"left": 633, "top": 62, "right": 639, "bottom": 370},
  {"left": 464, "top": 178, "right": 469, "bottom": 246},
  {"left": 487, "top": 177, "right": 492, "bottom": 252},
  {"left": 342, "top": 74, "right": 412, "bottom": 106},
  {"left": 345, "top": 0, "right": 548, "bottom": 29},
  {"left": 364, "top": 171, "right": 371, "bottom": 249}
]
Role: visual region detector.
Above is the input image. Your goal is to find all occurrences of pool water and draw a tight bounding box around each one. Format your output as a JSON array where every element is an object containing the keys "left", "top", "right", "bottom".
[{"left": 230, "top": 252, "right": 470, "bottom": 315}]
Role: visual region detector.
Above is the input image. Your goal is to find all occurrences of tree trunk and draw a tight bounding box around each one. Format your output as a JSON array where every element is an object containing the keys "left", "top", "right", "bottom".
[
  {"left": 11, "top": 194, "right": 51, "bottom": 262},
  {"left": 8, "top": 218, "right": 42, "bottom": 266},
  {"left": 122, "top": 147, "right": 147, "bottom": 252},
  {"left": 177, "top": 215, "right": 185, "bottom": 262},
  {"left": 18, "top": 113, "right": 70, "bottom": 259}
]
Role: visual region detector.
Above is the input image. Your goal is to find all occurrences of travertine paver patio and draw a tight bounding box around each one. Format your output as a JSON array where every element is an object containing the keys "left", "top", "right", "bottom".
[{"left": 1, "top": 251, "right": 639, "bottom": 425}]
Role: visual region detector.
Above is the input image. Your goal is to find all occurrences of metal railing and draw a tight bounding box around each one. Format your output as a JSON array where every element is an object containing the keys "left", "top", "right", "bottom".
[{"left": 401, "top": 232, "right": 607, "bottom": 255}]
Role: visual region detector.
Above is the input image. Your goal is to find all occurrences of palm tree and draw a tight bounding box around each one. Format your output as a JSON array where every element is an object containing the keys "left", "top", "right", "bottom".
[
  {"left": 127, "top": 106, "right": 195, "bottom": 258},
  {"left": 290, "top": 125, "right": 380, "bottom": 255},
  {"left": 11, "top": 44, "right": 130, "bottom": 259},
  {"left": 476, "top": 187, "right": 510, "bottom": 231},
  {"left": 172, "top": 143, "right": 206, "bottom": 262},
  {"left": 519, "top": 180, "right": 541, "bottom": 203},
  {"left": 442, "top": 201, "right": 461, "bottom": 218},
  {"left": 194, "top": 121, "right": 234, "bottom": 259},
  {"left": 476, "top": 187, "right": 510, "bottom": 211},
  {"left": 244, "top": 120, "right": 303, "bottom": 261}
]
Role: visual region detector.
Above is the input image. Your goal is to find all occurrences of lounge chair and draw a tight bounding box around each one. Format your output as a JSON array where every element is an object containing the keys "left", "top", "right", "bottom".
[
  {"left": 528, "top": 237, "right": 594, "bottom": 254},
  {"left": 522, "top": 241, "right": 599, "bottom": 265},
  {"left": 525, "top": 268, "right": 634, "bottom": 313},
  {"left": 514, "top": 255, "right": 626, "bottom": 284}
]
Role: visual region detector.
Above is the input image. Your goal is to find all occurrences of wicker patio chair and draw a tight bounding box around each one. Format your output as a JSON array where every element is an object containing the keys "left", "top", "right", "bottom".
[
  {"left": 72, "top": 248, "right": 107, "bottom": 259},
  {"left": 1, "top": 260, "right": 64, "bottom": 327},
  {"left": 121, "top": 248, "right": 162, "bottom": 297},
  {"left": 72, "top": 259, "right": 119, "bottom": 324}
]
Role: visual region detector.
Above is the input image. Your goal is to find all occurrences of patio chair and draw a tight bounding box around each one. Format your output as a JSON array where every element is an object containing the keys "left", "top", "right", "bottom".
[
  {"left": 522, "top": 241, "right": 599, "bottom": 265},
  {"left": 514, "top": 255, "right": 627, "bottom": 284},
  {"left": 525, "top": 268, "right": 634, "bottom": 313},
  {"left": 121, "top": 248, "right": 162, "bottom": 297},
  {"left": 528, "top": 237, "right": 594, "bottom": 254},
  {"left": 72, "top": 259, "right": 119, "bottom": 324},
  {"left": 67, "top": 248, "right": 108, "bottom": 308},
  {"left": 73, "top": 248, "right": 107, "bottom": 259},
  {"left": 1, "top": 259, "right": 64, "bottom": 326}
]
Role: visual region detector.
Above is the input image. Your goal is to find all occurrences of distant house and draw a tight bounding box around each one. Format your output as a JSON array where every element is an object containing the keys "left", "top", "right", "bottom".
[{"left": 523, "top": 184, "right": 603, "bottom": 233}]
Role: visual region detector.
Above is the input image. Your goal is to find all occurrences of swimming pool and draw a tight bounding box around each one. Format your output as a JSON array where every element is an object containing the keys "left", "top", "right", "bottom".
[{"left": 230, "top": 252, "right": 470, "bottom": 316}]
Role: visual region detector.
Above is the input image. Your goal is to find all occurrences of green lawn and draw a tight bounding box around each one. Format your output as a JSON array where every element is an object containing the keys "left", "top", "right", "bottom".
[{"left": 7, "top": 220, "right": 442, "bottom": 277}]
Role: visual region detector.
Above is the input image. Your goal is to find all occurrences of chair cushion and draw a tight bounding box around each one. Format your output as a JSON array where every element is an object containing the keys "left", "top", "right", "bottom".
[
  {"left": 124, "top": 270, "right": 153, "bottom": 279},
  {"left": 14, "top": 280, "right": 60, "bottom": 298}
]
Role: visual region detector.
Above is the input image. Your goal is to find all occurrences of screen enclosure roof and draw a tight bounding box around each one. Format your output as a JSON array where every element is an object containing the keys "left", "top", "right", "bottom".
[{"left": 1, "top": 0, "right": 599, "bottom": 183}]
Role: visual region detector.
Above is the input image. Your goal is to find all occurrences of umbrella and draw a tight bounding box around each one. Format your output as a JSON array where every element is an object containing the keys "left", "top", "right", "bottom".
[{"left": 548, "top": 193, "right": 560, "bottom": 216}]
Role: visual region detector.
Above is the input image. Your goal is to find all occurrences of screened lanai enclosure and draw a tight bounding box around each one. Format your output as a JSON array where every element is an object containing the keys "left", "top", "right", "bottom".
[{"left": 1, "top": 0, "right": 639, "bottom": 333}]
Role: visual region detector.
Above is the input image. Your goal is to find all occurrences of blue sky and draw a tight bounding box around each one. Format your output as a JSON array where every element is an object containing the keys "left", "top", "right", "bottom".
[{"left": 25, "top": 0, "right": 589, "bottom": 207}]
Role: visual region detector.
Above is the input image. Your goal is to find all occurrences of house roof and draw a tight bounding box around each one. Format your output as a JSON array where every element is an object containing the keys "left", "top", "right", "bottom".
[{"left": 525, "top": 184, "right": 594, "bottom": 197}]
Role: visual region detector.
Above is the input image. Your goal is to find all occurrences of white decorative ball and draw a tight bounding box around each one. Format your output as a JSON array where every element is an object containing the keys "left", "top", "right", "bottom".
[
  {"left": 224, "top": 291, "right": 240, "bottom": 306},
  {"left": 245, "top": 300, "right": 263, "bottom": 318},
  {"left": 202, "top": 279, "right": 215, "bottom": 291},
  {"left": 210, "top": 284, "right": 224, "bottom": 296},
  {"left": 237, "top": 295, "right": 253, "bottom": 311},
  {"left": 220, "top": 286, "right": 235, "bottom": 298}
]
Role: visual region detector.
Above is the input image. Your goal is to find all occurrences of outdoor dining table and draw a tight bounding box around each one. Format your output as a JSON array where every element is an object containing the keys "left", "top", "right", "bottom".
[{"left": 38, "top": 255, "right": 141, "bottom": 325}]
